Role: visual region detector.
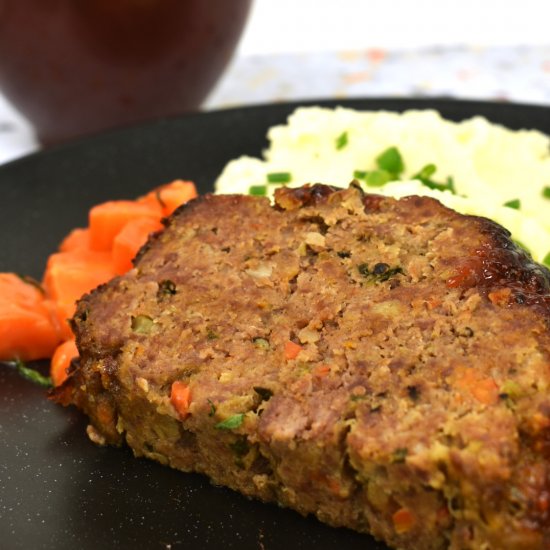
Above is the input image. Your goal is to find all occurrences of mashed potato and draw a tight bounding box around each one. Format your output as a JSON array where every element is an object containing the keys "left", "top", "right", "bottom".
[{"left": 215, "top": 107, "right": 550, "bottom": 264}]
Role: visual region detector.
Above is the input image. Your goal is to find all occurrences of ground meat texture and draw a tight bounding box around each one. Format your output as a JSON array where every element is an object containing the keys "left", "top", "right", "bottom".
[{"left": 52, "top": 183, "right": 550, "bottom": 550}]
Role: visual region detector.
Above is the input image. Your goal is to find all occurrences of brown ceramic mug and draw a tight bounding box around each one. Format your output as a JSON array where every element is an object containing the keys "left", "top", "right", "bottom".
[{"left": 0, "top": 0, "right": 252, "bottom": 144}]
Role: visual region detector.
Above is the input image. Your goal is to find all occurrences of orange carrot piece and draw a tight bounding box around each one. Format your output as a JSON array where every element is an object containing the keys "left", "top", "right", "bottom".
[
  {"left": 88, "top": 200, "right": 162, "bottom": 251},
  {"left": 392, "top": 507, "right": 416, "bottom": 534},
  {"left": 0, "top": 273, "right": 61, "bottom": 361},
  {"left": 59, "top": 228, "right": 90, "bottom": 252},
  {"left": 43, "top": 250, "right": 115, "bottom": 302},
  {"left": 156, "top": 180, "right": 197, "bottom": 216},
  {"left": 43, "top": 250, "right": 116, "bottom": 338},
  {"left": 470, "top": 377, "right": 499, "bottom": 405},
  {"left": 0, "top": 304, "right": 61, "bottom": 361},
  {"left": 49, "top": 302, "right": 77, "bottom": 340},
  {"left": 488, "top": 287, "right": 512, "bottom": 307},
  {"left": 112, "top": 217, "right": 164, "bottom": 275},
  {"left": 50, "top": 338, "right": 78, "bottom": 386},
  {"left": 455, "top": 366, "right": 499, "bottom": 406},
  {"left": 0, "top": 273, "right": 42, "bottom": 307},
  {"left": 170, "top": 381, "right": 191, "bottom": 419},
  {"left": 313, "top": 364, "right": 331, "bottom": 377},
  {"left": 284, "top": 340, "right": 302, "bottom": 360},
  {"left": 138, "top": 180, "right": 197, "bottom": 217}
]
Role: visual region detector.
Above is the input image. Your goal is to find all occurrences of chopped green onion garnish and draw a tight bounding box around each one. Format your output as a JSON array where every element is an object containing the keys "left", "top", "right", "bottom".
[
  {"left": 376, "top": 146, "right": 404, "bottom": 177},
  {"left": 267, "top": 172, "right": 292, "bottom": 184},
  {"left": 365, "top": 170, "right": 393, "bottom": 187},
  {"left": 444, "top": 177, "right": 456, "bottom": 194},
  {"left": 14, "top": 359, "right": 53, "bottom": 388},
  {"left": 542, "top": 186, "right": 550, "bottom": 199},
  {"left": 353, "top": 170, "right": 367, "bottom": 180},
  {"left": 543, "top": 252, "right": 550, "bottom": 267},
  {"left": 413, "top": 163, "right": 437, "bottom": 181},
  {"left": 504, "top": 198, "right": 521, "bottom": 210},
  {"left": 421, "top": 176, "right": 456, "bottom": 194},
  {"left": 335, "top": 131, "right": 348, "bottom": 150},
  {"left": 215, "top": 413, "right": 245, "bottom": 430},
  {"left": 412, "top": 164, "right": 456, "bottom": 195},
  {"left": 249, "top": 185, "right": 267, "bottom": 196}
]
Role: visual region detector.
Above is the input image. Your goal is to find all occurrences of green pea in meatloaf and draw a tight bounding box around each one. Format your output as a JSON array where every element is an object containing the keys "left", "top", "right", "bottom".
[{"left": 52, "top": 183, "right": 550, "bottom": 550}]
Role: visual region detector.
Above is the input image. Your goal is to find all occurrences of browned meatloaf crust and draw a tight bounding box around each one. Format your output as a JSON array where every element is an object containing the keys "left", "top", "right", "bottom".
[{"left": 53, "top": 183, "right": 550, "bottom": 550}]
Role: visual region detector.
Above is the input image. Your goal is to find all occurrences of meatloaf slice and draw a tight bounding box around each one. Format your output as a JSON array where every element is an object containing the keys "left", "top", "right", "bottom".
[{"left": 53, "top": 183, "right": 550, "bottom": 550}]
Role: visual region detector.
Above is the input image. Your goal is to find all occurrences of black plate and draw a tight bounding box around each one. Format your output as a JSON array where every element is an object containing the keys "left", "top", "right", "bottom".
[{"left": 1, "top": 98, "right": 549, "bottom": 550}]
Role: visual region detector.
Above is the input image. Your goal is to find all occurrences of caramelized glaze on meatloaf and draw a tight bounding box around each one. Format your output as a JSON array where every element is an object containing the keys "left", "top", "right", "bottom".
[{"left": 54, "top": 183, "right": 550, "bottom": 550}]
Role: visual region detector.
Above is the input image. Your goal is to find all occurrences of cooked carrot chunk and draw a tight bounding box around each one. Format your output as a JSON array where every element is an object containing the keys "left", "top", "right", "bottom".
[
  {"left": 2, "top": 180, "right": 196, "bottom": 362},
  {"left": 89, "top": 200, "right": 161, "bottom": 251},
  {"left": 138, "top": 180, "right": 197, "bottom": 217},
  {"left": 59, "top": 228, "right": 90, "bottom": 252},
  {"left": 43, "top": 250, "right": 116, "bottom": 338},
  {"left": 112, "top": 217, "right": 163, "bottom": 275},
  {"left": 50, "top": 338, "right": 78, "bottom": 386},
  {"left": 0, "top": 273, "right": 61, "bottom": 361}
]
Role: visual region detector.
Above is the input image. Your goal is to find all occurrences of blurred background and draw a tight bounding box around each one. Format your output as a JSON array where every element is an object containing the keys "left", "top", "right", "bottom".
[
  {"left": 0, "top": 0, "right": 548, "bottom": 164},
  {"left": 207, "top": 0, "right": 549, "bottom": 107}
]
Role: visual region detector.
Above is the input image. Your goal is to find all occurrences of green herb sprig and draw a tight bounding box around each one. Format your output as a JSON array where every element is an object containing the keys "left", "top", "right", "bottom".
[{"left": 13, "top": 359, "right": 53, "bottom": 388}]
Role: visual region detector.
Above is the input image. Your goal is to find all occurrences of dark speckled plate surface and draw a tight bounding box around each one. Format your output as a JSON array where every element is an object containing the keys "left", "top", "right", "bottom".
[{"left": 1, "top": 98, "right": 549, "bottom": 550}]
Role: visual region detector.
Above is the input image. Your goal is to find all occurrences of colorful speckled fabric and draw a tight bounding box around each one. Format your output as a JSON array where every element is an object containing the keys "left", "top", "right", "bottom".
[
  {"left": 0, "top": 46, "right": 549, "bottom": 164},
  {"left": 205, "top": 46, "right": 550, "bottom": 108}
]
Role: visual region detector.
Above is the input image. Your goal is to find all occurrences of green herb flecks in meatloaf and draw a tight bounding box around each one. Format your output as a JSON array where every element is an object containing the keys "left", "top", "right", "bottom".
[{"left": 52, "top": 183, "right": 550, "bottom": 550}]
